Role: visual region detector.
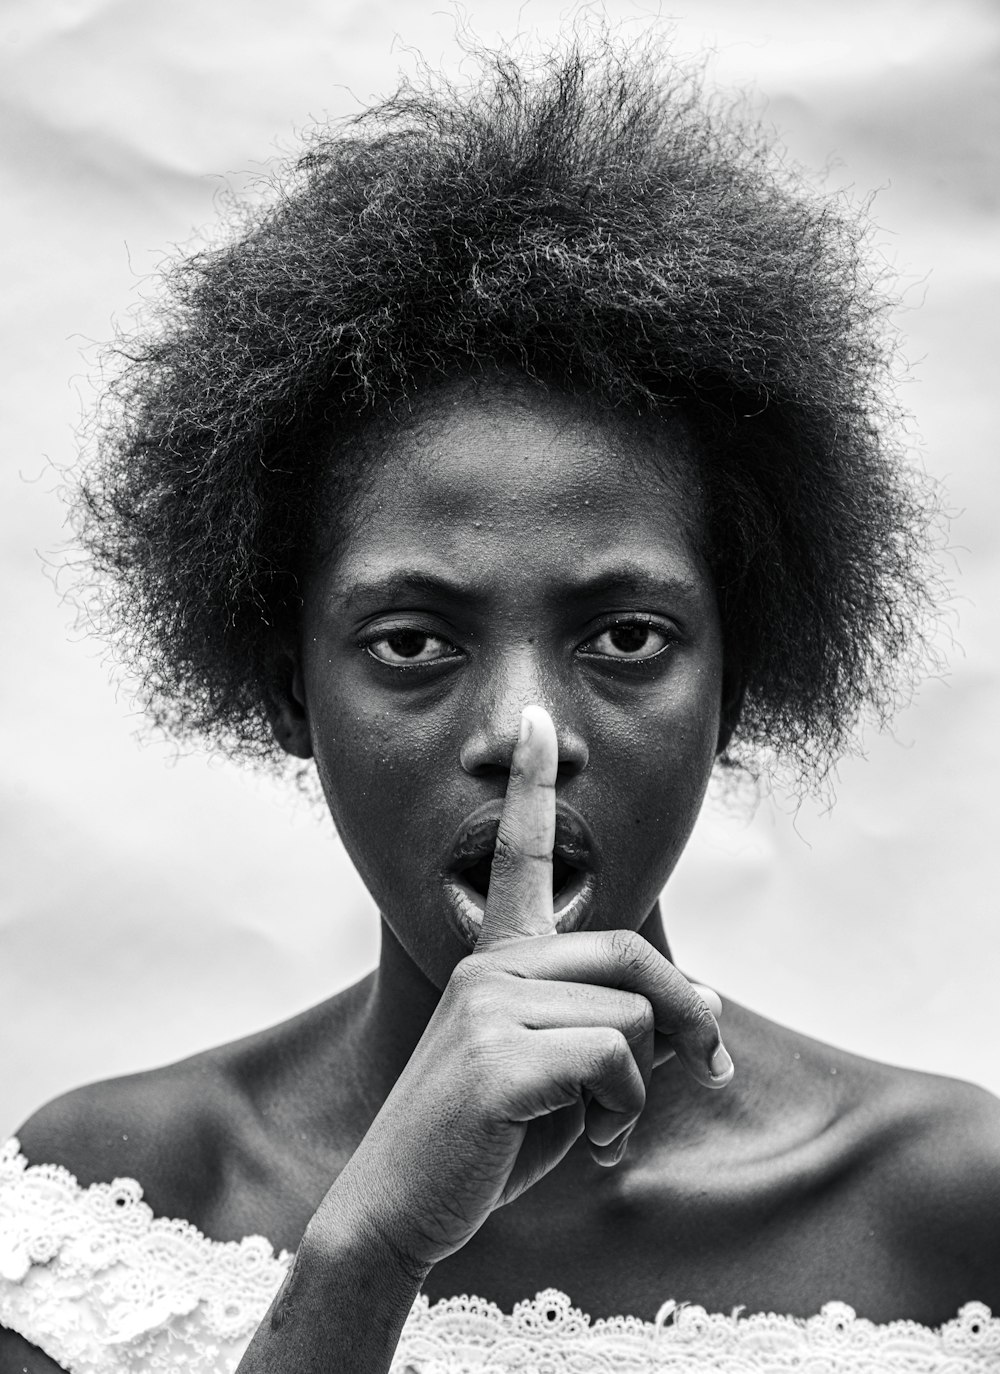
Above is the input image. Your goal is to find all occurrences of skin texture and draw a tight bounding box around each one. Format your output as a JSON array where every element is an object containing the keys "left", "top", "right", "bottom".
[
  {"left": 6, "top": 378, "right": 1000, "bottom": 1372},
  {"left": 281, "top": 377, "right": 727, "bottom": 989}
]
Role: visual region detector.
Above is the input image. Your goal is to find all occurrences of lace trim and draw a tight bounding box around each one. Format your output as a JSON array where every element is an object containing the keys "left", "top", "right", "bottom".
[
  {"left": 1, "top": 1137, "right": 998, "bottom": 1372},
  {"left": 396, "top": 1288, "right": 1000, "bottom": 1371},
  {"left": 0, "top": 1137, "right": 292, "bottom": 1370}
]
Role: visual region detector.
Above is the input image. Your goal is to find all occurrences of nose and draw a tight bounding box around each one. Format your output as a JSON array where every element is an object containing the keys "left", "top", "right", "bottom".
[{"left": 458, "top": 653, "right": 589, "bottom": 782}]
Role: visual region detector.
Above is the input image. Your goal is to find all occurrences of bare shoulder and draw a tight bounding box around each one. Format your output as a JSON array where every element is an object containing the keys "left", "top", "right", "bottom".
[
  {"left": 743, "top": 1008, "right": 1000, "bottom": 1221},
  {"left": 2, "top": 1055, "right": 247, "bottom": 1370},
  {"left": 12, "top": 982, "right": 369, "bottom": 1253},
  {"left": 3, "top": 1036, "right": 299, "bottom": 1370},
  {"left": 845, "top": 1057, "right": 1000, "bottom": 1306},
  {"left": 870, "top": 1066, "right": 1000, "bottom": 1218},
  {"left": 13, "top": 1046, "right": 256, "bottom": 1229},
  {"left": 728, "top": 1007, "right": 1000, "bottom": 1312}
]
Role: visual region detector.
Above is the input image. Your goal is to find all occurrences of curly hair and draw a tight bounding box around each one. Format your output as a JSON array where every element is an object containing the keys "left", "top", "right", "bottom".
[{"left": 76, "top": 34, "right": 939, "bottom": 784}]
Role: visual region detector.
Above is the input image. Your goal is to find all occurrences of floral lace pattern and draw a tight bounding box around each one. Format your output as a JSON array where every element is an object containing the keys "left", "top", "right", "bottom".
[
  {"left": 0, "top": 1138, "right": 292, "bottom": 1371},
  {"left": 1, "top": 1137, "right": 999, "bottom": 1372},
  {"left": 396, "top": 1289, "right": 1000, "bottom": 1371}
]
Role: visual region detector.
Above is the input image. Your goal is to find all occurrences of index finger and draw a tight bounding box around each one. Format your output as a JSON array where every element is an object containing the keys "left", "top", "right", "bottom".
[{"left": 478, "top": 704, "right": 557, "bottom": 947}]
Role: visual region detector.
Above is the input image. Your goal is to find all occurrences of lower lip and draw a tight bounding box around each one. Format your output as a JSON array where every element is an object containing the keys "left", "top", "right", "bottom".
[{"left": 442, "top": 869, "right": 595, "bottom": 950}]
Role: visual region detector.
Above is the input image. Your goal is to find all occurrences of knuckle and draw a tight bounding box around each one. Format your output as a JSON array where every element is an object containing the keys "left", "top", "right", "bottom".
[
  {"left": 448, "top": 955, "right": 484, "bottom": 995},
  {"left": 446, "top": 956, "right": 506, "bottom": 1012},
  {"left": 464, "top": 1022, "right": 501, "bottom": 1069},
  {"left": 628, "top": 995, "right": 655, "bottom": 1039},
  {"left": 461, "top": 1013, "right": 519, "bottom": 1078},
  {"left": 605, "top": 927, "right": 650, "bottom": 978},
  {"left": 683, "top": 998, "right": 719, "bottom": 1038},
  {"left": 597, "top": 1026, "right": 630, "bottom": 1064}
]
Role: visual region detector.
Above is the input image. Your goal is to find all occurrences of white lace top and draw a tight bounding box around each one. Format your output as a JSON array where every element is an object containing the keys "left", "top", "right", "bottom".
[{"left": 2, "top": 1137, "right": 999, "bottom": 1372}]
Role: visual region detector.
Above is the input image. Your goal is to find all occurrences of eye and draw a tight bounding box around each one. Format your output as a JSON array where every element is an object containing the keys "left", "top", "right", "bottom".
[
  {"left": 579, "top": 618, "right": 672, "bottom": 661},
  {"left": 365, "top": 629, "right": 459, "bottom": 666}
]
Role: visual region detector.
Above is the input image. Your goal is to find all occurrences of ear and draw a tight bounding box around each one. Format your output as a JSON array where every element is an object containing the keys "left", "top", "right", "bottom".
[
  {"left": 716, "top": 663, "right": 745, "bottom": 756},
  {"left": 266, "top": 648, "right": 313, "bottom": 760}
]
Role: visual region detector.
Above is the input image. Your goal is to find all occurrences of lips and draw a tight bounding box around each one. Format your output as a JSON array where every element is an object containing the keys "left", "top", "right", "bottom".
[{"left": 442, "top": 800, "right": 598, "bottom": 947}]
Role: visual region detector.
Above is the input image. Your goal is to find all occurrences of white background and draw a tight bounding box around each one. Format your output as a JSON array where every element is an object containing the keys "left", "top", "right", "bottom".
[{"left": 1, "top": 0, "right": 998, "bottom": 1138}]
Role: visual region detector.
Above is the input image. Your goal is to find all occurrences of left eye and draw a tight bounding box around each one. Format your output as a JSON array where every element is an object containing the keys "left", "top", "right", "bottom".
[
  {"left": 580, "top": 620, "right": 671, "bottom": 660},
  {"left": 366, "top": 630, "right": 458, "bottom": 665}
]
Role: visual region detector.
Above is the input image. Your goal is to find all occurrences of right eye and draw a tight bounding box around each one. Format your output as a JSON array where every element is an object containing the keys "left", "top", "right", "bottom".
[{"left": 365, "top": 629, "right": 460, "bottom": 666}]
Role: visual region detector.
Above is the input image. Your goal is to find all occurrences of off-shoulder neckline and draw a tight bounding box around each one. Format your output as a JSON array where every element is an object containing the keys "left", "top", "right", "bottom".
[{"left": 2, "top": 1134, "right": 997, "bottom": 1345}]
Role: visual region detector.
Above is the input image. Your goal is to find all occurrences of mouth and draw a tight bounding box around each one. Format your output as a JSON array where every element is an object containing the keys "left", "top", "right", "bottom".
[
  {"left": 442, "top": 802, "right": 597, "bottom": 948},
  {"left": 457, "top": 849, "right": 581, "bottom": 904}
]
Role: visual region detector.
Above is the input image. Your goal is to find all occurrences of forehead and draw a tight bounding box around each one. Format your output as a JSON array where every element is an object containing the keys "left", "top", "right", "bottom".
[{"left": 319, "top": 376, "right": 712, "bottom": 600}]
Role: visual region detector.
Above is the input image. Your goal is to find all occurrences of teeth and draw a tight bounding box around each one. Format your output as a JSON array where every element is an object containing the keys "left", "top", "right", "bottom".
[
  {"left": 445, "top": 867, "right": 590, "bottom": 938},
  {"left": 554, "top": 881, "right": 589, "bottom": 931},
  {"left": 453, "top": 884, "right": 485, "bottom": 928}
]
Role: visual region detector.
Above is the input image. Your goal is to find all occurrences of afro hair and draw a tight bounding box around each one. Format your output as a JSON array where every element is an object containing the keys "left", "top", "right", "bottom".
[{"left": 75, "top": 34, "right": 939, "bottom": 786}]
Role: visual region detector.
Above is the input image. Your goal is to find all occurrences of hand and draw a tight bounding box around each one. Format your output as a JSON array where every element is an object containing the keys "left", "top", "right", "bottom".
[{"left": 317, "top": 704, "right": 734, "bottom": 1275}]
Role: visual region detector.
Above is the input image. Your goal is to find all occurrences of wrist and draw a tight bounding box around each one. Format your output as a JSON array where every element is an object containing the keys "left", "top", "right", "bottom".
[
  {"left": 302, "top": 1181, "right": 433, "bottom": 1297},
  {"left": 237, "top": 1189, "right": 429, "bottom": 1374}
]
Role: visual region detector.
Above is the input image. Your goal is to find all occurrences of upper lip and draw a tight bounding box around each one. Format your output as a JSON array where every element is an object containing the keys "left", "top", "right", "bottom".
[{"left": 445, "top": 799, "right": 597, "bottom": 877}]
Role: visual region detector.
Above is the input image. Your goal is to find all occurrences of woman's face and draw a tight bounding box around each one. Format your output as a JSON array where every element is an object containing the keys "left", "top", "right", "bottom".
[{"left": 284, "top": 378, "right": 726, "bottom": 989}]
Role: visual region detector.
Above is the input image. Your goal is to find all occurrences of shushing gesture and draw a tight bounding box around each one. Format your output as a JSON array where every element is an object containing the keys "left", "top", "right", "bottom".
[{"left": 310, "top": 704, "right": 734, "bottom": 1276}]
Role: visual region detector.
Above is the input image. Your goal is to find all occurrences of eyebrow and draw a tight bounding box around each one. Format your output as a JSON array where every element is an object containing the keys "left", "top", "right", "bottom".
[
  {"left": 339, "top": 562, "right": 704, "bottom": 609},
  {"left": 568, "top": 565, "right": 704, "bottom": 604},
  {"left": 340, "top": 569, "right": 486, "bottom": 609}
]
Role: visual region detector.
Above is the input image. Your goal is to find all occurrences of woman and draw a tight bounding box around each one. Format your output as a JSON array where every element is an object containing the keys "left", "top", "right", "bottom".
[{"left": 2, "top": 35, "right": 998, "bottom": 1374}]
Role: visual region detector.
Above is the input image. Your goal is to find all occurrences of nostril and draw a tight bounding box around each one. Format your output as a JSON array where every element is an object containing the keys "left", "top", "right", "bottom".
[
  {"left": 557, "top": 729, "right": 589, "bottom": 779},
  {"left": 459, "top": 733, "right": 517, "bottom": 777},
  {"left": 459, "top": 717, "right": 588, "bottom": 777},
  {"left": 459, "top": 753, "right": 516, "bottom": 779}
]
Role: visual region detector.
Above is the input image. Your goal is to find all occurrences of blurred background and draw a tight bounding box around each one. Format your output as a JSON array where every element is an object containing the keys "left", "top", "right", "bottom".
[{"left": 1, "top": 0, "right": 998, "bottom": 1138}]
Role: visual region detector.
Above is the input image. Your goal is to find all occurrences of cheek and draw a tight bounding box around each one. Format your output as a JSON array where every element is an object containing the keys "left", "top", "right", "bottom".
[
  {"left": 591, "top": 667, "right": 722, "bottom": 882},
  {"left": 609, "top": 652, "right": 722, "bottom": 778},
  {"left": 305, "top": 675, "right": 450, "bottom": 888}
]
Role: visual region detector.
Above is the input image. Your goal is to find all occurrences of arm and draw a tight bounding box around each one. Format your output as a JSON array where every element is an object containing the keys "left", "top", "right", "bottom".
[
  {"left": 238, "top": 706, "right": 733, "bottom": 1373},
  {"left": 236, "top": 1191, "right": 428, "bottom": 1374}
]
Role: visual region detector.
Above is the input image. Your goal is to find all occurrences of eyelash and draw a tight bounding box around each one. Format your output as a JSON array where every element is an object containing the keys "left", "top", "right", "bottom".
[
  {"left": 577, "top": 617, "right": 676, "bottom": 662},
  {"left": 361, "top": 616, "right": 677, "bottom": 669},
  {"left": 362, "top": 627, "right": 461, "bottom": 667}
]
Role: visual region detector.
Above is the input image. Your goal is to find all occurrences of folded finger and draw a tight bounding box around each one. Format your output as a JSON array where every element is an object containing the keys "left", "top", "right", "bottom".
[{"left": 486, "top": 930, "right": 734, "bottom": 1089}]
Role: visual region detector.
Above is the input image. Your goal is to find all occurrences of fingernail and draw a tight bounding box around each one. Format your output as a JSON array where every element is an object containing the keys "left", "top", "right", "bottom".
[
  {"left": 519, "top": 711, "right": 533, "bottom": 745},
  {"left": 709, "top": 1043, "right": 734, "bottom": 1084}
]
